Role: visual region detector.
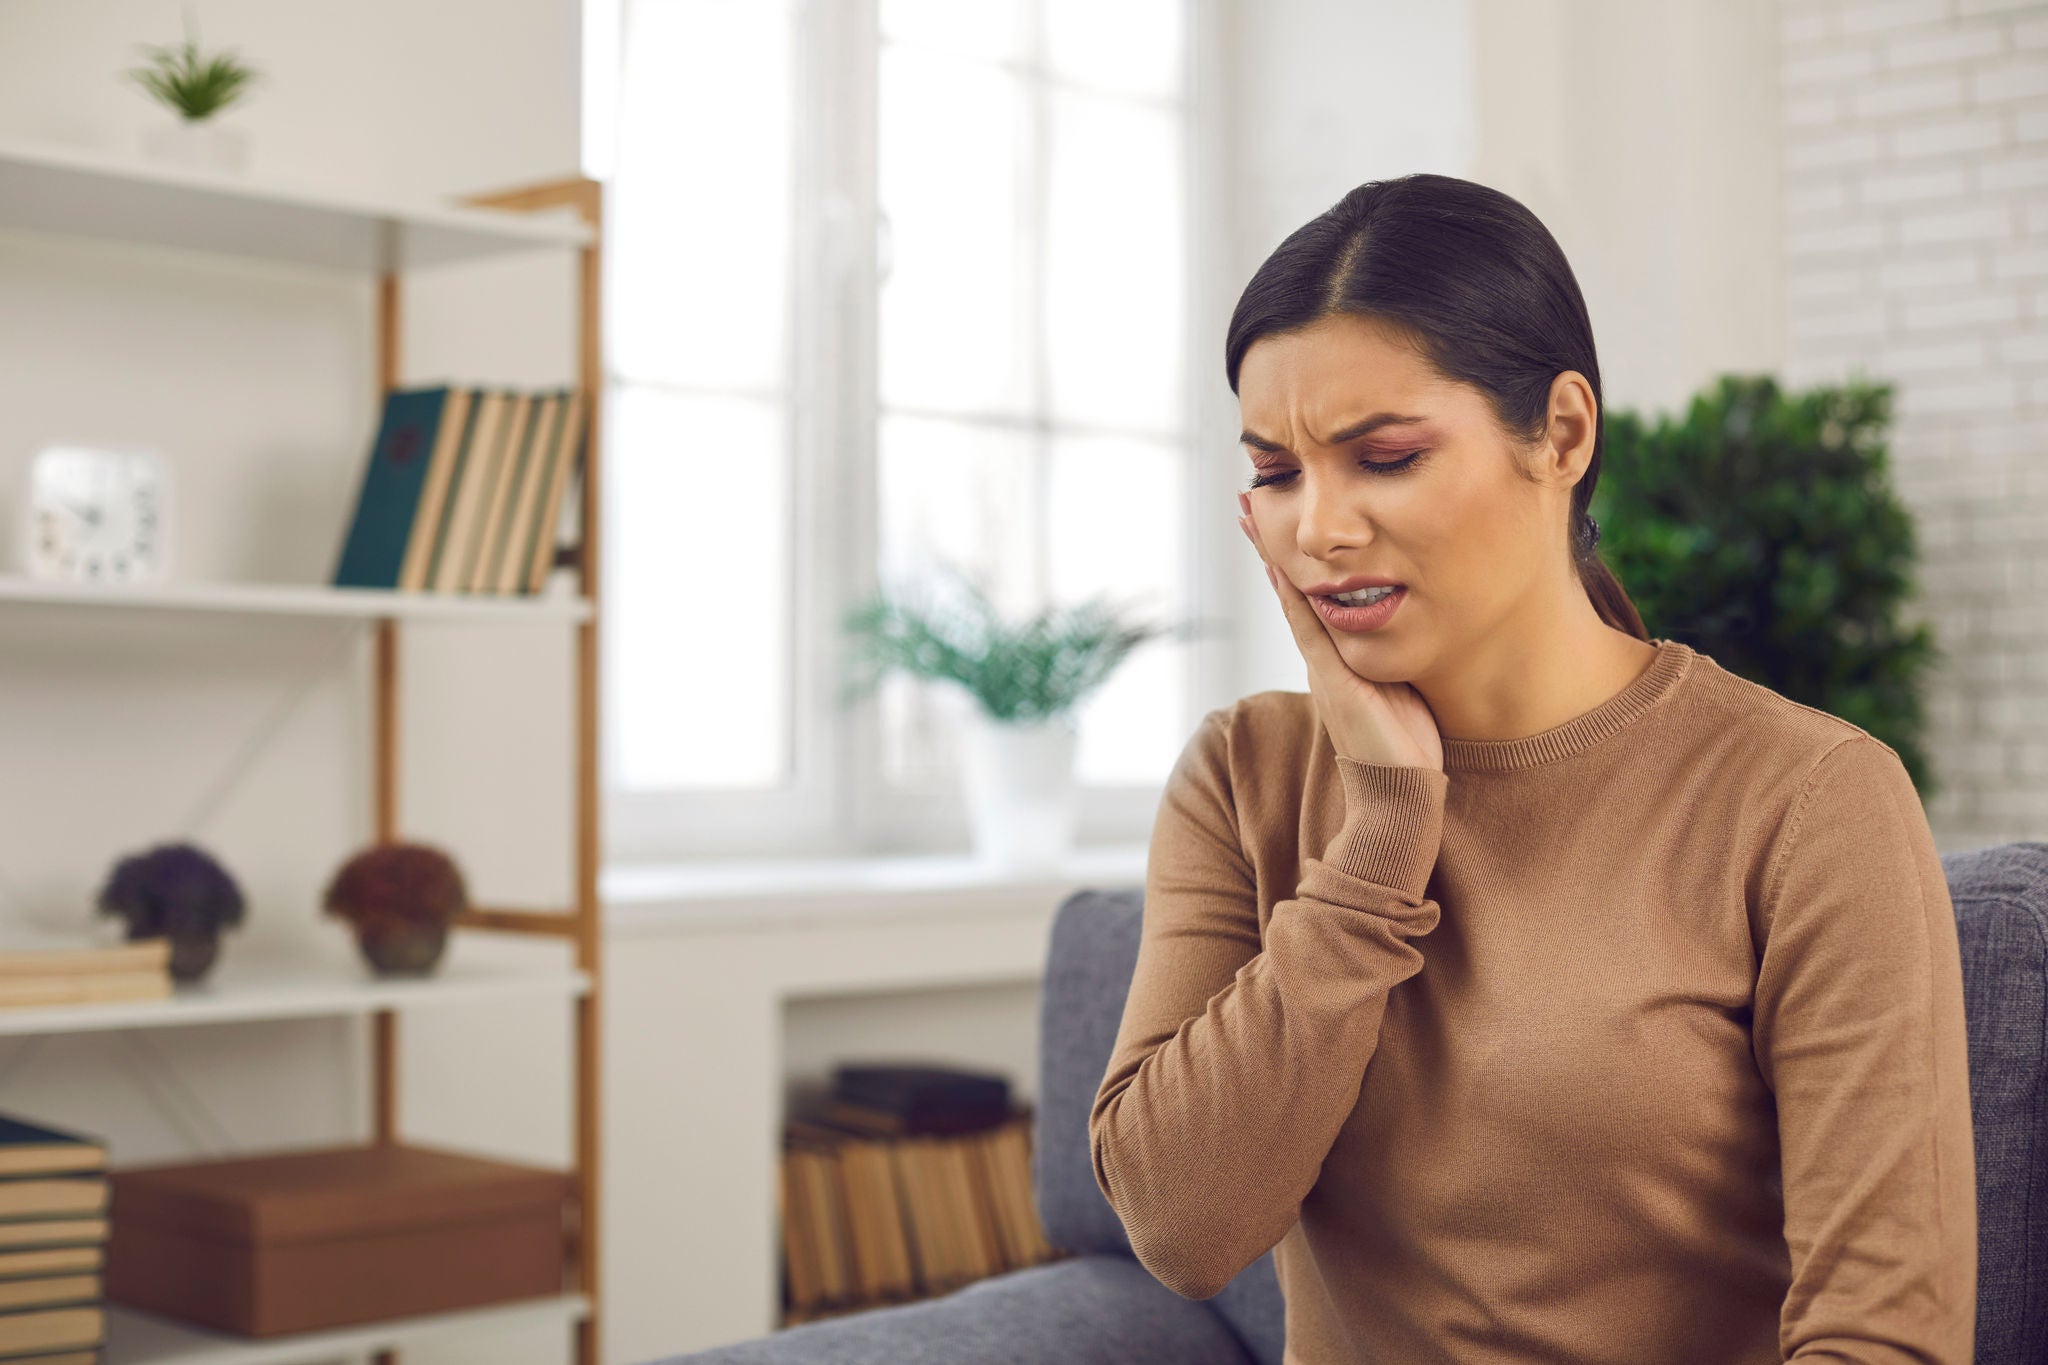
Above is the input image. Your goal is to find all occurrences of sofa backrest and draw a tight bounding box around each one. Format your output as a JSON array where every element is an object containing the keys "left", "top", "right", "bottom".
[
  {"left": 1947, "top": 838, "right": 2048, "bottom": 1364},
  {"left": 1034, "top": 885, "right": 1285, "bottom": 1365},
  {"left": 1040, "top": 841, "right": 2048, "bottom": 1365}
]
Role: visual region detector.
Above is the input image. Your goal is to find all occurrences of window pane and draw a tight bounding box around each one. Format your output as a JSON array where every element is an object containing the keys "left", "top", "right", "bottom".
[
  {"left": 875, "top": 413, "right": 1038, "bottom": 785},
  {"left": 879, "top": 0, "right": 1023, "bottom": 61},
  {"left": 1048, "top": 433, "right": 1186, "bottom": 784},
  {"left": 878, "top": 42, "right": 1030, "bottom": 417},
  {"left": 610, "top": 384, "right": 789, "bottom": 790},
  {"left": 611, "top": 0, "right": 791, "bottom": 389},
  {"left": 1045, "top": 0, "right": 1183, "bottom": 100},
  {"left": 1046, "top": 90, "right": 1185, "bottom": 432}
]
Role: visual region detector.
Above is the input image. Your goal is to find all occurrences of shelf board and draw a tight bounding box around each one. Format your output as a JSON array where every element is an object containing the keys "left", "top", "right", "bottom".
[
  {"left": 0, "top": 949, "right": 590, "bottom": 1037},
  {"left": 104, "top": 1293, "right": 591, "bottom": 1365},
  {"left": 0, "top": 574, "right": 591, "bottom": 624},
  {"left": 0, "top": 132, "right": 592, "bottom": 272}
]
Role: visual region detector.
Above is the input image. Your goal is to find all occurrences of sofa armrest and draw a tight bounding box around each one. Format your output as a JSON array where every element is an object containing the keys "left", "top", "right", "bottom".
[{"left": 633, "top": 1254, "right": 1259, "bottom": 1365}]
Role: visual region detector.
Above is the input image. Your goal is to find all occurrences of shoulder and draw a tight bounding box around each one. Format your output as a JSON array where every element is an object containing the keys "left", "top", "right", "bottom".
[
  {"left": 1679, "top": 647, "right": 1908, "bottom": 791},
  {"left": 1679, "top": 653, "right": 1924, "bottom": 915},
  {"left": 1180, "top": 689, "right": 1320, "bottom": 777},
  {"left": 1162, "top": 692, "right": 1321, "bottom": 846}
]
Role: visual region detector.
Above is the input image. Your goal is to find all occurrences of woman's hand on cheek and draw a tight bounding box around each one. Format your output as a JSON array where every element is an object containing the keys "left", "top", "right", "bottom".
[{"left": 1236, "top": 489, "right": 1444, "bottom": 773}]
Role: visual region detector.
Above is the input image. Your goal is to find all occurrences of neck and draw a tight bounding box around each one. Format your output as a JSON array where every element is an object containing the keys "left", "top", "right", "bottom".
[{"left": 1411, "top": 590, "right": 1657, "bottom": 745}]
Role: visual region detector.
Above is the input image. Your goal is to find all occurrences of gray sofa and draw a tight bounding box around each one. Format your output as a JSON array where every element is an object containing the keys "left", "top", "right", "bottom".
[{"left": 644, "top": 839, "right": 2048, "bottom": 1365}]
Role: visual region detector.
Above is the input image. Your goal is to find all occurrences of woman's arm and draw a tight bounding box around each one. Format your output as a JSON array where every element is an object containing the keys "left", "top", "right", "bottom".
[
  {"left": 1088, "top": 704, "right": 1448, "bottom": 1299},
  {"left": 1752, "top": 733, "right": 1978, "bottom": 1362}
]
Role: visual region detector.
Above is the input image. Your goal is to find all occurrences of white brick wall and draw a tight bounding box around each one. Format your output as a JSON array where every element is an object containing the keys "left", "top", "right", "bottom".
[{"left": 1779, "top": 0, "right": 2048, "bottom": 847}]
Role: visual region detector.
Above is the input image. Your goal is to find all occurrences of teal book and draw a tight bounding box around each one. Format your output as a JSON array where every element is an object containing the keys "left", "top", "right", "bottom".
[{"left": 332, "top": 385, "right": 457, "bottom": 590}]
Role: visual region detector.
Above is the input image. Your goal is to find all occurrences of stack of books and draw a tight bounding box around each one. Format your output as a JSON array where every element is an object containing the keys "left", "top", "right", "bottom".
[
  {"left": 331, "top": 384, "right": 587, "bottom": 596},
  {"left": 0, "top": 931, "right": 170, "bottom": 1011},
  {"left": 0, "top": 1112, "right": 110, "bottom": 1363},
  {"left": 777, "top": 1065, "right": 1059, "bottom": 1326}
]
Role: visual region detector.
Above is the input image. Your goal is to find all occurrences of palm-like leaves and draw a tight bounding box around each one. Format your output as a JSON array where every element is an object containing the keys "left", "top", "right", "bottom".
[
  {"left": 840, "top": 563, "right": 1199, "bottom": 724},
  {"left": 127, "top": 15, "right": 259, "bottom": 121}
]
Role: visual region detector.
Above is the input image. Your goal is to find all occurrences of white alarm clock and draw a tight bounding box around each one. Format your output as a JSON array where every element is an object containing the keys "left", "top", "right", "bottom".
[{"left": 23, "top": 445, "right": 171, "bottom": 584}]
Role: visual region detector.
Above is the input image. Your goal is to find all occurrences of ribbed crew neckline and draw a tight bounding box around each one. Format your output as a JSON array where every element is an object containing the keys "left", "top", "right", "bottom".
[{"left": 1438, "top": 637, "right": 1695, "bottom": 773}]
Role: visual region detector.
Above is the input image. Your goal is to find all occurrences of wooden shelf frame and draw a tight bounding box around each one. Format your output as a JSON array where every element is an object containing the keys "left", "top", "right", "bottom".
[
  {"left": 0, "top": 139, "right": 608, "bottom": 1365},
  {"left": 362, "top": 172, "right": 607, "bottom": 1365}
]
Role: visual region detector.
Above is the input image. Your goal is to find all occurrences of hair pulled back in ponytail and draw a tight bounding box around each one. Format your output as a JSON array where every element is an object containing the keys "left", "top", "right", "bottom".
[{"left": 1225, "top": 173, "right": 1647, "bottom": 641}]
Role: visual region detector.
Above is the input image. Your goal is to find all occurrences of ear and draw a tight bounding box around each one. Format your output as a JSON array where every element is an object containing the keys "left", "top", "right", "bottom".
[{"left": 1541, "top": 369, "right": 1599, "bottom": 493}]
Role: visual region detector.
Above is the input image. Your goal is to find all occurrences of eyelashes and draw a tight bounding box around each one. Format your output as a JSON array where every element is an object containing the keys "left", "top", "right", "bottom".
[{"left": 1242, "top": 449, "right": 1428, "bottom": 493}]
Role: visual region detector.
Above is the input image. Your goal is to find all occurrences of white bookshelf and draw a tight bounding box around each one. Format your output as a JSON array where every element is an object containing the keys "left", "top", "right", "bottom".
[
  {"left": 0, "top": 574, "right": 592, "bottom": 624},
  {"left": 0, "top": 948, "right": 589, "bottom": 1038},
  {"left": 0, "top": 132, "right": 592, "bottom": 270},
  {"left": 0, "top": 130, "right": 609, "bottom": 1362},
  {"left": 104, "top": 1294, "right": 593, "bottom": 1365}
]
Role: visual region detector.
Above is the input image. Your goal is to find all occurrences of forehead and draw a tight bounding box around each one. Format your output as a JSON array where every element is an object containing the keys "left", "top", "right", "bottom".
[{"left": 1237, "top": 314, "right": 1450, "bottom": 435}]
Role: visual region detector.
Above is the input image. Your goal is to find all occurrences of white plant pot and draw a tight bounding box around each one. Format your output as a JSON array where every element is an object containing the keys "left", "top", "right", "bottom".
[
  {"left": 956, "top": 706, "right": 1079, "bottom": 871},
  {"left": 141, "top": 119, "right": 249, "bottom": 173}
]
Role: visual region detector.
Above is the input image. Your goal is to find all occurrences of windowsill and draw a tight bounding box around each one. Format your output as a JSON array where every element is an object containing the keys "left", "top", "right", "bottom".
[{"left": 600, "top": 843, "right": 1149, "bottom": 935}]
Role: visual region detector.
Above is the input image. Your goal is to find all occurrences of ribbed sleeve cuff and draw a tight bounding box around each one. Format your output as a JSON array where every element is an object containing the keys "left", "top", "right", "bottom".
[{"left": 1324, "top": 757, "right": 1450, "bottom": 896}]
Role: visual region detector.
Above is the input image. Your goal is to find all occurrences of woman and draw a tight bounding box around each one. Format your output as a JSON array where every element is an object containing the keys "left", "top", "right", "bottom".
[{"left": 1088, "top": 174, "right": 1976, "bottom": 1363}]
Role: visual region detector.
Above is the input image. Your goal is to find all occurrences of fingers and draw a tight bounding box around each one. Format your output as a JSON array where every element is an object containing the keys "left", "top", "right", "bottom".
[{"left": 1238, "top": 494, "right": 1348, "bottom": 680}]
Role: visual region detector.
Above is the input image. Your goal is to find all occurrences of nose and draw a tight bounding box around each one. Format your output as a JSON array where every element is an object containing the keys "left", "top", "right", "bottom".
[{"left": 1295, "top": 470, "right": 1366, "bottom": 562}]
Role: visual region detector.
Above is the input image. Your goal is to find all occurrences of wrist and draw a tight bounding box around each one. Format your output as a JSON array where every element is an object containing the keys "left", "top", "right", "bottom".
[{"left": 1325, "top": 755, "right": 1449, "bottom": 893}]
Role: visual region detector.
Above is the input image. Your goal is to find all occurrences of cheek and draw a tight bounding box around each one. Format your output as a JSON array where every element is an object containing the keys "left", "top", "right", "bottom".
[{"left": 1414, "top": 476, "right": 1543, "bottom": 599}]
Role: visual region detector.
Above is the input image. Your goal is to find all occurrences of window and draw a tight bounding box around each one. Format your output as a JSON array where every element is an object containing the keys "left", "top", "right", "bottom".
[{"left": 599, "top": 0, "right": 1201, "bottom": 864}]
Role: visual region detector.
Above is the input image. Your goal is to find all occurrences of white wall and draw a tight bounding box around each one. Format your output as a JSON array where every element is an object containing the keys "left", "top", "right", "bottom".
[
  {"left": 1775, "top": 0, "right": 2048, "bottom": 850},
  {"left": 0, "top": 5, "right": 584, "bottom": 1364}
]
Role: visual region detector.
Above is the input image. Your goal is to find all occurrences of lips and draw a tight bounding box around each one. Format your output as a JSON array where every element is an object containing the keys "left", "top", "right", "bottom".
[{"left": 1303, "top": 574, "right": 1403, "bottom": 595}]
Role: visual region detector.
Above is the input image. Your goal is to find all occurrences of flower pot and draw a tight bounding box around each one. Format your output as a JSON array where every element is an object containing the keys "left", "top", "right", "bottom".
[
  {"left": 166, "top": 930, "right": 221, "bottom": 984},
  {"left": 956, "top": 707, "right": 1079, "bottom": 870},
  {"left": 140, "top": 119, "right": 249, "bottom": 173},
  {"left": 352, "top": 921, "right": 449, "bottom": 977}
]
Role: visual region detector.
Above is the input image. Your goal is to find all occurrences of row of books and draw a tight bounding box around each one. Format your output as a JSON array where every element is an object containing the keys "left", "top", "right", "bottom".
[
  {"left": 0, "top": 1112, "right": 111, "bottom": 1363},
  {"left": 332, "top": 384, "right": 586, "bottom": 596},
  {"left": 777, "top": 1064, "right": 1059, "bottom": 1325},
  {"left": 0, "top": 931, "right": 170, "bottom": 1012}
]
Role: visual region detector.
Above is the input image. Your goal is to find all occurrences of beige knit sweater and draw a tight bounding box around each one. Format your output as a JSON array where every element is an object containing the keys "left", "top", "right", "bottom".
[{"left": 1090, "top": 637, "right": 1976, "bottom": 1363}]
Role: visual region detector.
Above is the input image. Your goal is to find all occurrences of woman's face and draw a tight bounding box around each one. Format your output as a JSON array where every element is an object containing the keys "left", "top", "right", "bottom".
[{"left": 1236, "top": 312, "right": 1588, "bottom": 681}]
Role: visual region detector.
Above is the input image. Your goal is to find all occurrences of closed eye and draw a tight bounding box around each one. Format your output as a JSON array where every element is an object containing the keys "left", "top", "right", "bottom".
[{"left": 1243, "top": 449, "right": 1427, "bottom": 492}]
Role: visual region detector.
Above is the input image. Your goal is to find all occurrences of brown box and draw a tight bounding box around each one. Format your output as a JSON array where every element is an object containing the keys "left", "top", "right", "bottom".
[{"left": 104, "top": 1141, "right": 573, "bottom": 1337}]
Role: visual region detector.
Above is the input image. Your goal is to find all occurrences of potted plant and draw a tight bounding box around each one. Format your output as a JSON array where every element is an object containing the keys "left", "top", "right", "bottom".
[
  {"left": 840, "top": 562, "right": 1190, "bottom": 867},
  {"left": 321, "top": 841, "right": 467, "bottom": 977},
  {"left": 95, "top": 841, "right": 246, "bottom": 984},
  {"left": 125, "top": 9, "right": 260, "bottom": 172}
]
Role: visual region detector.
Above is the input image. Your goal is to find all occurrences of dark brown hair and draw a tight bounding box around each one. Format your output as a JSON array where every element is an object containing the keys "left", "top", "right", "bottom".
[{"left": 1225, "top": 173, "right": 1647, "bottom": 640}]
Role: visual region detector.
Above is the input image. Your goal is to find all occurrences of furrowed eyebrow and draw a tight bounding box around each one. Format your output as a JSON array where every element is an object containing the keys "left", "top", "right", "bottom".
[{"left": 1239, "top": 412, "right": 1430, "bottom": 455}]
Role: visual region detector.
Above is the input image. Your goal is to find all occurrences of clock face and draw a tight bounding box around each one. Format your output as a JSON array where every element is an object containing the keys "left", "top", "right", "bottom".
[{"left": 26, "top": 446, "right": 168, "bottom": 584}]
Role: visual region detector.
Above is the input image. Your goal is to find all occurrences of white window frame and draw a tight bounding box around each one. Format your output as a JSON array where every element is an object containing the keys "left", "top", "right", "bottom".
[{"left": 598, "top": 0, "right": 1237, "bottom": 868}]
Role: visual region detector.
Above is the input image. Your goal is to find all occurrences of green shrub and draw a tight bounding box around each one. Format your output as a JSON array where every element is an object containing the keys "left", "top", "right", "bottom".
[
  {"left": 1593, "top": 372, "right": 1941, "bottom": 796},
  {"left": 127, "top": 13, "right": 259, "bottom": 122}
]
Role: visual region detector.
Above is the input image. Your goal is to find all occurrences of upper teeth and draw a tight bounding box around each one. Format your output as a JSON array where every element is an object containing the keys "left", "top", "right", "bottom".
[{"left": 1332, "top": 585, "right": 1396, "bottom": 605}]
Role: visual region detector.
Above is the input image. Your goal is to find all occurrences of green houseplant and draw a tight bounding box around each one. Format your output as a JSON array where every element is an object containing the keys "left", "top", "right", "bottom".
[
  {"left": 1590, "top": 371, "right": 1942, "bottom": 796},
  {"left": 125, "top": 10, "right": 260, "bottom": 171},
  {"left": 840, "top": 562, "right": 1198, "bottom": 864}
]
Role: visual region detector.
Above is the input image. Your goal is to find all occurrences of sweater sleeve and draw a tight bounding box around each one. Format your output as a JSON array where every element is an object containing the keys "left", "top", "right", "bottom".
[
  {"left": 1088, "top": 705, "right": 1449, "bottom": 1300},
  {"left": 1752, "top": 734, "right": 1978, "bottom": 1363}
]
